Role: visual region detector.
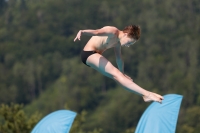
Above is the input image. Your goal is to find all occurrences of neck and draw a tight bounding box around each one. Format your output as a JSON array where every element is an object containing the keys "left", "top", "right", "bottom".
[{"left": 118, "top": 31, "right": 124, "bottom": 41}]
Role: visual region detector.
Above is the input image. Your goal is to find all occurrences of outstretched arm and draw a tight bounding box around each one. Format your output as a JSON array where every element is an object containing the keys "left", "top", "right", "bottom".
[{"left": 74, "top": 26, "right": 118, "bottom": 41}]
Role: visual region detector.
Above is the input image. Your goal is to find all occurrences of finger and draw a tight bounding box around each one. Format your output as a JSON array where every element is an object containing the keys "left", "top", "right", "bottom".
[{"left": 74, "top": 37, "right": 77, "bottom": 42}]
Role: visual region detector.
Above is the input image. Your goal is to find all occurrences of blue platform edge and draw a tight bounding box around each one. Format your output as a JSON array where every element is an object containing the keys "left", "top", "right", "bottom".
[
  {"left": 135, "top": 94, "right": 183, "bottom": 133},
  {"left": 31, "top": 110, "right": 77, "bottom": 133}
]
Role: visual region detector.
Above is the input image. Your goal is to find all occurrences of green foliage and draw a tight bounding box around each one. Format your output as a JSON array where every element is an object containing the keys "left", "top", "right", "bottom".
[
  {"left": 0, "top": 0, "right": 199, "bottom": 132},
  {"left": 71, "top": 110, "right": 103, "bottom": 133},
  {"left": 177, "top": 106, "right": 200, "bottom": 133},
  {"left": 0, "top": 103, "right": 104, "bottom": 133},
  {"left": 123, "top": 128, "right": 135, "bottom": 133},
  {"left": 0, "top": 103, "right": 41, "bottom": 133}
]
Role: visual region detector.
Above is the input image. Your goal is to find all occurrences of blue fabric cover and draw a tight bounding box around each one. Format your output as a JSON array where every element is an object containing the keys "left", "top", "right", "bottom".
[
  {"left": 31, "top": 110, "right": 76, "bottom": 133},
  {"left": 135, "top": 94, "right": 183, "bottom": 133}
]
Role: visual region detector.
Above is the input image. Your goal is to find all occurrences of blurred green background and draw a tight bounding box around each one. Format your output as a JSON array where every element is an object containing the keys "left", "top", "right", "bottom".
[{"left": 0, "top": 0, "right": 200, "bottom": 133}]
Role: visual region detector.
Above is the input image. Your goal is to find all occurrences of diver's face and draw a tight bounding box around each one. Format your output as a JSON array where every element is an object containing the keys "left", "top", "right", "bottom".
[{"left": 120, "top": 34, "right": 137, "bottom": 47}]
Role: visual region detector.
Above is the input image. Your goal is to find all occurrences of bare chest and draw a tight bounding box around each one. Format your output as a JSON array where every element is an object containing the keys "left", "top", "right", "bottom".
[
  {"left": 84, "top": 36, "right": 119, "bottom": 53},
  {"left": 101, "top": 36, "right": 118, "bottom": 49}
]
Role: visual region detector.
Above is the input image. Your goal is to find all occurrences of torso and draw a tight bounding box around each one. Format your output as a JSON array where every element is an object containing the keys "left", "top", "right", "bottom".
[{"left": 83, "top": 35, "right": 119, "bottom": 54}]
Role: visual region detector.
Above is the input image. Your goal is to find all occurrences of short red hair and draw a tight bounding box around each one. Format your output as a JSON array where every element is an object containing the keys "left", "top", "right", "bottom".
[{"left": 123, "top": 25, "right": 141, "bottom": 40}]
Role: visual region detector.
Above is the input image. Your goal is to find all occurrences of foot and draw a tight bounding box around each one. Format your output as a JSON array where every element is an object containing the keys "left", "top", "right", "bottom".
[{"left": 143, "top": 92, "right": 164, "bottom": 103}]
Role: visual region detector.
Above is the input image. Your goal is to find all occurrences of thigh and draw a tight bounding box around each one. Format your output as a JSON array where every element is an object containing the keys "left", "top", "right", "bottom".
[{"left": 86, "top": 53, "right": 120, "bottom": 79}]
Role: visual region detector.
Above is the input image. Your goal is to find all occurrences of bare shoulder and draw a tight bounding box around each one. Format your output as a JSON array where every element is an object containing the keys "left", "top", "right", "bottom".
[
  {"left": 102, "top": 26, "right": 118, "bottom": 31},
  {"left": 100, "top": 26, "right": 119, "bottom": 36}
]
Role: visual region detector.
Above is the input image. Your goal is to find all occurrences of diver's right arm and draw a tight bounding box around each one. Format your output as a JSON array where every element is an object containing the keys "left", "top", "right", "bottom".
[{"left": 74, "top": 26, "right": 118, "bottom": 41}]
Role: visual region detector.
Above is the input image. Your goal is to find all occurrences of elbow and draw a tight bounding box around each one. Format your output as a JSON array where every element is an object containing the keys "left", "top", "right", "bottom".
[{"left": 94, "top": 29, "right": 100, "bottom": 35}]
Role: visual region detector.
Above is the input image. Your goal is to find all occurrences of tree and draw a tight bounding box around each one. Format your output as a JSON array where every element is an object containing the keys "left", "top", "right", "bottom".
[{"left": 0, "top": 103, "right": 41, "bottom": 133}]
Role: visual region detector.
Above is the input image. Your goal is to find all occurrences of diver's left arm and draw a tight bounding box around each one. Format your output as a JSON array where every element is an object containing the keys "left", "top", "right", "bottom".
[
  {"left": 114, "top": 42, "right": 124, "bottom": 73},
  {"left": 114, "top": 42, "right": 132, "bottom": 81}
]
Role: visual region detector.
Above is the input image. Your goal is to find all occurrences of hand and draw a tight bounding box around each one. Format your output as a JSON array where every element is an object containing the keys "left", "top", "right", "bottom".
[{"left": 74, "top": 30, "right": 82, "bottom": 42}]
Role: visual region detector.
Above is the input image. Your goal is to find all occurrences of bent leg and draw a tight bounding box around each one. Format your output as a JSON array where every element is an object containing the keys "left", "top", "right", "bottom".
[{"left": 86, "top": 53, "right": 163, "bottom": 103}]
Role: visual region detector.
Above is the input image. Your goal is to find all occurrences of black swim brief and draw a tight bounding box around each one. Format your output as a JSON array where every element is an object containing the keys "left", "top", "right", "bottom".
[{"left": 81, "top": 50, "right": 97, "bottom": 67}]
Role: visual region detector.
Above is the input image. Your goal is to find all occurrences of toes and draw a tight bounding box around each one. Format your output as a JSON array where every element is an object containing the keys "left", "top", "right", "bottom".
[{"left": 143, "top": 92, "right": 163, "bottom": 104}]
